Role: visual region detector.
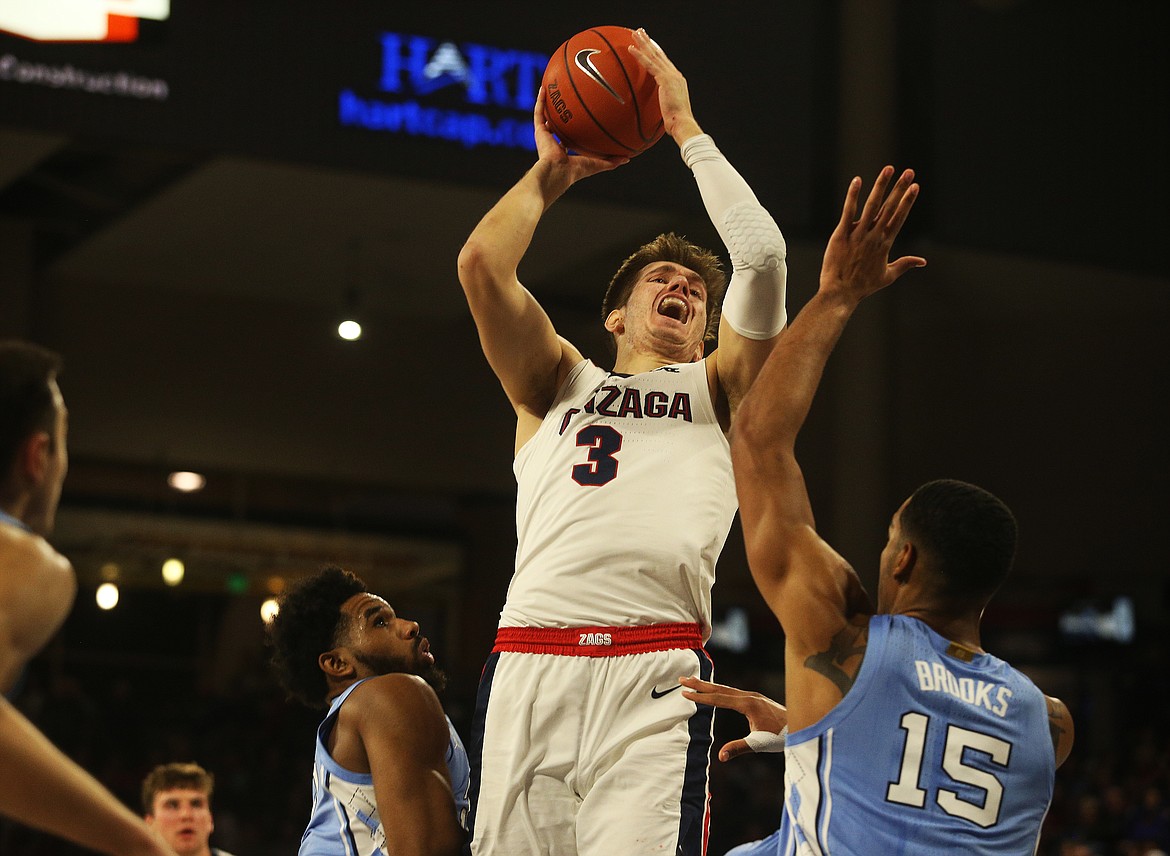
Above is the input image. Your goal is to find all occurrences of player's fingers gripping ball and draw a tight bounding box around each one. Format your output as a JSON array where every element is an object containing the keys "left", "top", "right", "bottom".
[{"left": 541, "top": 25, "right": 665, "bottom": 158}]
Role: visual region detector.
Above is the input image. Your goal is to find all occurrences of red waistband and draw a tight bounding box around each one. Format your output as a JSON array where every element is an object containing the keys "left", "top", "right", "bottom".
[{"left": 492, "top": 623, "right": 703, "bottom": 657}]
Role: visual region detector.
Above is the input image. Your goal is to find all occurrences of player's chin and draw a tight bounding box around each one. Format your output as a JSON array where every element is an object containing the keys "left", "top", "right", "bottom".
[{"left": 652, "top": 320, "right": 702, "bottom": 351}]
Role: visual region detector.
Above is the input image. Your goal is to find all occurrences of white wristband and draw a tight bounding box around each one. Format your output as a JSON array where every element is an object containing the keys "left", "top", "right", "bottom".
[{"left": 744, "top": 726, "right": 788, "bottom": 753}]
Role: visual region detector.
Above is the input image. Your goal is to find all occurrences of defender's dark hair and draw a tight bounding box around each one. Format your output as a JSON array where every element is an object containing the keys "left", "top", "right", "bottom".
[
  {"left": 0, "top": 341, "right": 63, "bottom": 482},
  {"left": 141, "top": 762, "right": 214, "bottom": 815},
  {"left": 267, "top": 565, "right": 368, "bottom": 708},
  {"left": 601, "top": 233, "right": 727, "bottom": 352},
  {"left": 900, "top": 479, "right": 1018, "bottom": 602}
]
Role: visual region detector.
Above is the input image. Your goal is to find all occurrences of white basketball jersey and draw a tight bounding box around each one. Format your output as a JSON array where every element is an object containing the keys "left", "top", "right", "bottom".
[{"left": 502, "top": 358, "right": 737, "bottom": 634}]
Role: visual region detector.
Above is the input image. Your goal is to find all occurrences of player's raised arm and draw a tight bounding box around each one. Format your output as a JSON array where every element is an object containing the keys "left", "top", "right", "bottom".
[
  {"left": 457, "top": 101, "right": 627, "bottom": 424},
  {"left": 731, "top": 168, "right": 924, "bottom": 695},
  {"left": 630, "top": 28, "right": 789, "bottom": 424}
]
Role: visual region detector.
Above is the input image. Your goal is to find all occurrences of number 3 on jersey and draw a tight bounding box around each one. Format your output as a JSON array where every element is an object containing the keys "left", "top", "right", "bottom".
[{"left": 572, "top": 425, "right": 623, "bottom": 486}]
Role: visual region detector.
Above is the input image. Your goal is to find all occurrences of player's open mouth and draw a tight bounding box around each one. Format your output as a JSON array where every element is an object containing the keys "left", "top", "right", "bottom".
[
  {"left": 657, "top": 295, "right": 689, "bottom": 322},
  {"left": 418, "top": 637, "right": 434, "bottom": 664}
]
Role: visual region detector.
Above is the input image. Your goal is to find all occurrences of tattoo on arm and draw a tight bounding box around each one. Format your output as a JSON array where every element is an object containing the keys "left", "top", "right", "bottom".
[
  {"left": 1046, "top": 697, "right": 1067, "bottom": 756},
  {"left": 804, "top": 624, "right": 868, "bottom": 697}
]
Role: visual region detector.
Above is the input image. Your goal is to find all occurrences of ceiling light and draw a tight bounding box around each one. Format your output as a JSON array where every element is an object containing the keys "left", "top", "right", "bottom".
[
  {"left": 167, "top": 471, "right": 206, "bottom": 492},
  {"left": 337, "top": 319, "right": 362, "bottom": 341},
  {"left": 96, "top": 583, "right": 120, "bottom": 610},
  {"left": 161, "top": 558, "right": 185, "bottom": 586},
  {"left": 260, "top": 598, "right": 280, "bottom": 624}
]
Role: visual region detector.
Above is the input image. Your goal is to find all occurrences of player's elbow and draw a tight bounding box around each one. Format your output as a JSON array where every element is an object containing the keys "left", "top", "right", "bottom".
[
  {"left": 457, "top": 244, "right": 508, "bottom": 326},
  {"left": 456, "top": 238, "right": 505, "bottom": 298},
  {"left": 430, "top": 822, "right": 464, "bottom": 856},
  {"left": 456, "top": 239, "right": 486, "bottom": 291},
  {"left": 725, "top": 203, "right": 787, "bottom": 273},
  {"left": 404, "top": 811, "right": 462, "bottom": 856}
]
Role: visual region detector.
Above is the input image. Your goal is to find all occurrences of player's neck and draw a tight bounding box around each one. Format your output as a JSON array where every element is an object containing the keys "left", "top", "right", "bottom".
[
  {"left": 613, "top": 339, "right": 702, "bottom": 374},
  {"left": 613, "top": 353, "right": 675, "bottom": 374},
  {"left": 0, "top": 491, "right": 27, "bottom": 521},
  {"left": 900, "top": 608, "right": 984, "bottom": 654}
]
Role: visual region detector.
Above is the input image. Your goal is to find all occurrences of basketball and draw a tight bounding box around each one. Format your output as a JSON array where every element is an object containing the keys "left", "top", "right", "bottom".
[{"left": 541, "top": 26, "right": 664, "bottom": 158}]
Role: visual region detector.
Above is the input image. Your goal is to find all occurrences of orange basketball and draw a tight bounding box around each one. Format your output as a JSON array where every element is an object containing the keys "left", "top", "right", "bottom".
[{"left": 541, "top": 26, "right": 664, "bottom": 158}]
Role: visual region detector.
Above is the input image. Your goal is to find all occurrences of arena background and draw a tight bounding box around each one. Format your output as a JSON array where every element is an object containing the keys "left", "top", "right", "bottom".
[{"left": 1, "top": 0, "right": 1167, "bottom": 853}]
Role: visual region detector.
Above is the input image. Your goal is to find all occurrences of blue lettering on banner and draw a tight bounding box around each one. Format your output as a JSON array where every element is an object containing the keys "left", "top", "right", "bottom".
[
  {"left": 339, "top": 90, "right": 535, "bottom": 150},
  {"left": 341, "top": 31, "right": 547, "bottom": 151}
]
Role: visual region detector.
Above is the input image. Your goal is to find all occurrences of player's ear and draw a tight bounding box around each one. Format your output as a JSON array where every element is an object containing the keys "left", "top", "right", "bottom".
[
  {"left": 891, "top": 541, "right": 916, "bottom": 582},
  {"left": 604, "top": 309, "right": 625, "bottom": 335},
  {"left": 18, "top": 431, "right": 51, "bottom": 486},
  {"left": 319, "top": 649, "right": 355, "bottom": 679}
]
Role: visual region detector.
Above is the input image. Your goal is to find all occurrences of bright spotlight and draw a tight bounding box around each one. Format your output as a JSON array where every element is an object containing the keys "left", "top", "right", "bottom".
[
  {"left": 161, "top": 558, "right": 185, "bottom": 586},
  {"left": 96, "top": 583, "right": 120, "bottom": 610},
  {"left": 260, "top": 598, "right": 280, "bottom": 624},
  {"left": 337, "top": 319, "right": 362, "bottom": 341},
  {"left": 168, "top": 471, "right": 206, "bottom": 492}
]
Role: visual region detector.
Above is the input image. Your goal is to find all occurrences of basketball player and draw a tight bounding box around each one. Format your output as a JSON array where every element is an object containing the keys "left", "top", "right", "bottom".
[
  {"left": 142, "top": 762, "right": 237, "bottom": 856},
  {"left": 267, "top": 566, "right": 468, "bottom": 856},
  {"left": 0, "top": 340, "right": 177, "bottom": 856},
  {"left": 716, "top": 166, "right": 1074, "bottom": 853},
  {"left": 458, "top": 30, "right": 788, "bottom": 855}
]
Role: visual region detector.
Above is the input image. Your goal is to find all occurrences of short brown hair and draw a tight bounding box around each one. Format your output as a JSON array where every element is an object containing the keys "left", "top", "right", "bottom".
[
  {"left": 141, "top": 762, "right": 214, "bottom": 815},
  {"left": 601, "top": 233, "right": 727, "bottom": 352}
]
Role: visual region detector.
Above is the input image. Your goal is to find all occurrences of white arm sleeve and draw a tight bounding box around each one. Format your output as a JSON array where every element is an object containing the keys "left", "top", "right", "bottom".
[{"left": 681, "top": 134, "right": 788, "bottom": 340}]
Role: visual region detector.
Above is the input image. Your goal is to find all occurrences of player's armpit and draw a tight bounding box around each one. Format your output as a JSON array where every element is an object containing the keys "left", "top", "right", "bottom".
[
  {"left": 802, "top": 619, "right": 869, "bottom": 698},
  {"left": 771, "top": 546, "right": 872, "bottom": 732},
  {"left": 708, "top": 330, "right": 784, "bottom": 428},
  {"left": 1046, "top": 695, "right": 1075, "bottom": 768}
]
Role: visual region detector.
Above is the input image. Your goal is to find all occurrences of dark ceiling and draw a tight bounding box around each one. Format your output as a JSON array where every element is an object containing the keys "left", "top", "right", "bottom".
[{"left": 1, "top": 1, "right": 1167, "bottom": 664}]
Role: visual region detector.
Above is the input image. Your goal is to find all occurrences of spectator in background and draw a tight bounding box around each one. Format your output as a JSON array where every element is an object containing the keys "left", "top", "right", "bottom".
[{"left": 142, "top": 762, "right": 238, "bottom": 856}]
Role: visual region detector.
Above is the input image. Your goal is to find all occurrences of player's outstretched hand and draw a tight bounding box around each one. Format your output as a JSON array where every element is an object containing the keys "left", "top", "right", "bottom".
[
  {"left": 533, "top": 97, "right": 628, "bottom": 181},
  {"left": 679, "top": 675, "right": 788, "bottom": 761},
  {"left": 820, "top": 166, "right": 926, "bottom": 305},
  {"left": 628, "top": 28, "right": 702, "bottom": 143}
]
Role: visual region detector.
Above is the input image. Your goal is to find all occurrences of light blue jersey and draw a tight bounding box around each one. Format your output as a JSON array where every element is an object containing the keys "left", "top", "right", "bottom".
[
  {"left": 0, "top": 509, "right": 29, "bottom": 531},
  {"left": 774, "top": 615, "right": 1054, "bottom": 856},
  {"left": 299, "top": 679, "right": 470, "bottom": 856}
]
